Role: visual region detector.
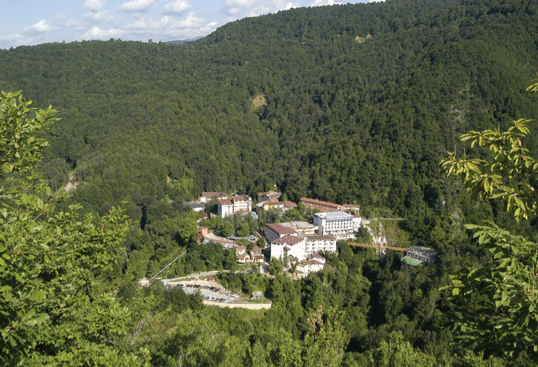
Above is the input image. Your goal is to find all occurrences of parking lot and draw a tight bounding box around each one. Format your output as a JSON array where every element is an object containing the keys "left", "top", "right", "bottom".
[{"left": 172, "top": 283, "right": 239, "bottom": 303}]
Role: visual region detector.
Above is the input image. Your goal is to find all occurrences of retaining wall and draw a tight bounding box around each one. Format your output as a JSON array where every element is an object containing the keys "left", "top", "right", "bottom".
[{"left": 203, "top": 301, "right": 272, "bottom": 310}]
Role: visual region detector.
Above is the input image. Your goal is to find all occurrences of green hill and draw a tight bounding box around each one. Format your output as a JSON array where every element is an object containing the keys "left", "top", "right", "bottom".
[{"left": 3, "top": 0, "right": 538, "bottom": 364}]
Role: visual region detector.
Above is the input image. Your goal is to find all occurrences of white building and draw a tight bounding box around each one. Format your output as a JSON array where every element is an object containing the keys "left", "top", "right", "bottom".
[
  {"left": 314, "top": 211, "right": 355, "bottom": 240},
  {"left": 297, "top": 253, "right": 326, "bottom": 275},
  {"left": 232, "top": 195, "right": 252, "bottom": 214},
  {"left": 199, "top": 192, "right": 230, "bottom": 203},
  {"left": 217, "top": 195, "right": 253, "bottom": 218},
  {"left": 280, "top": 221, "right": 317, "bottom": 236},
  {"left": 264, "top": 223, "right": 297, "bottom": 244},
  {"left": 352, "top": 215, "right": 362, "bottom": 231},
  {"left": 306, "top": 235, "right": 337, "bottom": 254},
  {"left": 218, "top": 199, "right": 234, "bottom": 217},
  {"left": 271, "top": 235, "right": 306, "bottom": 262}
]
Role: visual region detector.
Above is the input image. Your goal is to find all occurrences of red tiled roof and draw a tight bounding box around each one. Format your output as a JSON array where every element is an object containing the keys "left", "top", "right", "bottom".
[
  {"left": 237, "top": 254, "right": 250, "bottom": 260},
  {"left": 307, "top": 260, "right": 324, "bottom": 266},
  {"left": 273, "top": 235, "right": 304, "bottom": 245},
  {"left": 218, "top": 199, "right": 233, "bottom": 205},
  {"left": 233, "top": 195, "right": 249, "bottom": 201},
  {"left": 236, "top": 246, "right": 246, "bottom": 251},
  {"left": 307, "top": 253, "right": 325, "bottom": 260},
  {"left": 266, "top": 223, "right": 297, "bottom": 236},
  {"left": 282, "top": 201, "right": 297, "bottom": 207},
  {"left": 300, "top": 197, "right": 340, "bottom": 209}
]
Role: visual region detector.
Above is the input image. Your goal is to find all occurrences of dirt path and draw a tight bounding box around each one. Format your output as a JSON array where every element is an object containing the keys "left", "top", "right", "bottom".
[{"left": 63, "top": 171, "right": 77, "bottom": 192}]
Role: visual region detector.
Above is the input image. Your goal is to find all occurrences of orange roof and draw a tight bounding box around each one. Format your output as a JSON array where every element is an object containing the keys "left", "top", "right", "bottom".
[
  {"left": 218, "top": 199, "right": 233, "bottom": 205},
  {"left": 300, "top": 197, "right": 340, "bottom": 209}
]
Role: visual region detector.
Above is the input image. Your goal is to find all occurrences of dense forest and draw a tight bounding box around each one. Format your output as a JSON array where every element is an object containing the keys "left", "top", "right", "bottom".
[{"left": 2, "top": 0, "right": 538, "bottom": 365}]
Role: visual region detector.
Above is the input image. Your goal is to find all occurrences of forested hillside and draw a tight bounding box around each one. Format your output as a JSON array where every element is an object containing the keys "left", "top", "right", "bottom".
[{"left": 2, "top": 0, "right": 538, "bottom": 364}]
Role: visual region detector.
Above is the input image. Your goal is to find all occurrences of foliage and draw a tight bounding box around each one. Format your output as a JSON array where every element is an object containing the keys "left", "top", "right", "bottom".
[
  {"left": 440, "top": 85, "right": 538, "bottom": 360},
  {"left": 0, "top": 92, "right": 149, "bottom": 365},
  {"left": 268, "top": 259, "right": 283, "bottom": 275},
  {"left": 440, "top": 119, "right": 538, "bottom": 221}
]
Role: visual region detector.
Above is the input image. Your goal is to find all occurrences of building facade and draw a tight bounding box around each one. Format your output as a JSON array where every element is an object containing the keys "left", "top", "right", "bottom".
[
  {"left": 217, "top": 195, "right": 253, "bottom": 218},
  {"left": 270, "top": 235, "right": 306, "bottom": 261},
  {"left": 264, "top": 223, "right": 297, "bottom": 244},
  {"left": 305, "top": 235, "right": 337, "bottom": 254},
  {"left": 217, "top": 199, "right": 234, "bottom": 217},
  {"left": 314, "top": 211, "right": 355, "bottom": 240}
]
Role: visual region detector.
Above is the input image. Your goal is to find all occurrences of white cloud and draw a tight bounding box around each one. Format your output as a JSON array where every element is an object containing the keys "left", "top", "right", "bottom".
[
  {"left": 163, "top": 0, "right": 192, "bottom": 15},
  {"left": 84, "top": 0, "right": 107, "bottom": 11},
  {"left": 64, "top": 19, "right": 90, "bottom": 31},
  {"left": 246, "top": 0, "right": 298, "bottom": 17},
  {"left": 121, "top": 12, "right": 217, "bottom": 41},
  {"left": 311, "top": 0, "right": 341, "bottom": 5},
  {"left": 80, "top": 26, "right": 126, "bottom": 40},
  {"left": 118, "top": 0, "right": 159, "bottom": 12},
  {"left": 84, "top": 10, "right": 114, "bottom": 22},
  {"left": 24, "top": 20, "right": 58, "bottom": 34},
  {"left": 223, "top": 0, "right": 259, "bottom": 16}
]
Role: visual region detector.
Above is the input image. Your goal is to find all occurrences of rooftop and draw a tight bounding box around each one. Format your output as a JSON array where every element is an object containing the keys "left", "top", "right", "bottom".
[
  {"left": 280, "top": 221, "right": 315, "bottom": 230},
  {"left": 315, "top": 211, "right": 353, "bottom": 219},
  {"left": 259, "top": 191, "right": 280, "bottom": 197},
  {"left": 300, "top": 197, "right": 340, "bottom": 208},
  {"left": 233, "top": 195, "right": 250, "bottom": 202},
  {"left": 266, "top": 223, "right": 297, "bottom": 235},
  {"left": 272, "top": 235, "right": 304, "bottom": 245},
  {"left": 218, "top": 199, "right": 233, "bottom": 205}
]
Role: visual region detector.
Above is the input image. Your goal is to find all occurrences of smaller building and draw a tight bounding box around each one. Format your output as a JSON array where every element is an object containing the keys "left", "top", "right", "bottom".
[
  {"left": 250, "top": 245, "right": 262, "bottom": 257},
  {"left": 199, "top": 192, "right": 230, "bottom": 203},
  {"left": 282, "top": 201, "right": 297, "bottom": 209},
  {"left": 256, "top": 201, "right": 285, "bottom": 213},
  {"left": 237, "top": 254, "right": 251, "bottom": 264},
  {"left": 236, "top": 246, "right": 247, "bottom": 256},
  {"left": 407, "top": 247, "right": 437, "bottom": 264},
  {"left": 251, "top": 291, "right": 265, "bottom": 300},
  {"left": 252, "top": 255, "right": 265, "bottom": 263},
  {"left": 296, "top": 257, "right": 325, "bottom": 275},
  {"left": 342, "top": 204, "right": 361, "bottom": 214},
  {"left": 258, "top": 191, "right": 281, "bottom": 203},
  {"left": 280, "top": 221, "right": 317, "bottom": 236}
]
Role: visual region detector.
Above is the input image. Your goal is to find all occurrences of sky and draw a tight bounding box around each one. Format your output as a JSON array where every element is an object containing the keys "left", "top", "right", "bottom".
[{"left": 0, "top": 0, "right": 372, "bottom": 50}]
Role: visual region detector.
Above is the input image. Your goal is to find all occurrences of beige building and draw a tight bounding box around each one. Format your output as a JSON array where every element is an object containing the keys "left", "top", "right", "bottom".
[
  {"left": 280, "top": 221, "right": 317, "bottom": 236},
  {"left": 217, "top": 195, "right": 253, "bottom": 218}
]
